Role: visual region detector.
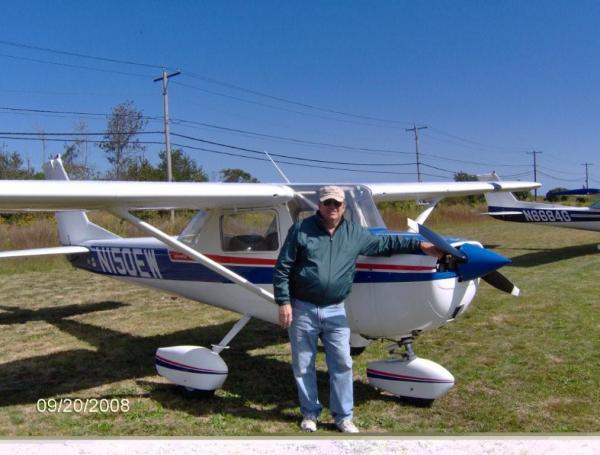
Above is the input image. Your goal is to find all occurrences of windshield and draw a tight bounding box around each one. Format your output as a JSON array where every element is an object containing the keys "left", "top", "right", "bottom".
[
  {"left": 287, "top": 184, "right": 386, "bottom": 228},
  {"left": 590, "top": 199, "right": 600, "bottom": 209},
  {"left": 178, "top": 210, "right": 210, "bottom": 250}
]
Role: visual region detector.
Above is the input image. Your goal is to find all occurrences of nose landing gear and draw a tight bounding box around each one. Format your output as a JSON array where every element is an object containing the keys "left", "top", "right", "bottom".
[{"left": 366, "top": 336, "right": 455, "bottom": 405}]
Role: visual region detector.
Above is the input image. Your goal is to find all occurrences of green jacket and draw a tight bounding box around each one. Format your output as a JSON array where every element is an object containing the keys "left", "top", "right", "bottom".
[{"left": 273, "top": 213, "right": 422, "bottom": 306}]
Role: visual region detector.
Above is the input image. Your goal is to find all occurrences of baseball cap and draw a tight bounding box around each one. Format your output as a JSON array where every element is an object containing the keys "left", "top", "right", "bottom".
[{"left": 318, "top": 186, "right": 345, "bottom": 202}]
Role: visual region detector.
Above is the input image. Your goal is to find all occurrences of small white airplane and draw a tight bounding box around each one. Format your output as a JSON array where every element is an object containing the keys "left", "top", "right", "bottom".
[
  {"left": 478, "top": 172, "right": 600, "bottom": 233},
  {"left": 0, "top": 157, "right": 540, "bottom": 404}
]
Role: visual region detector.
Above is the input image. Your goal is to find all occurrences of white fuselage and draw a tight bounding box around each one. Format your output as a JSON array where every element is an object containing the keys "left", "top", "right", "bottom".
[{"left": 69, "top": 200, "right": 479, "bottom": 340}]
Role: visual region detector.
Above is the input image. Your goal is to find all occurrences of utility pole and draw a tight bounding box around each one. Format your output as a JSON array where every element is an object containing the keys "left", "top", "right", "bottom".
[
  {"left": 581, "top": 162, "right": 593, "bottom": 190},
  {"left": 153, "top": 70, "right": 181, "bottom": 225},
  {"left": 527, "top": 150, "right": 542, "bottom": 199},
  {"left": 405, "top": 124, "right": 427, "bottom": 182}
]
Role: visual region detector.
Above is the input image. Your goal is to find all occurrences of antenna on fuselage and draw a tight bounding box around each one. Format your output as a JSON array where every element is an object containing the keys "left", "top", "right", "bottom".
[
  {"left": 264, "top": 151, "right": 320, "bottom": 211},
  {"left": 264, "top": 151, "right": 291, "bottom": 184}
]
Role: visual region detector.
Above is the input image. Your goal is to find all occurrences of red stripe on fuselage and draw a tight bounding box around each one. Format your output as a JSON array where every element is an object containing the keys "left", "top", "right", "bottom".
[{"left": 168, "top": 251, "right": 434, "bottom": 272}]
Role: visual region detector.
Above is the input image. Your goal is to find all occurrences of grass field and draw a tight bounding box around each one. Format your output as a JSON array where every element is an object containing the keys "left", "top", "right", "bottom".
[{"left": 0, "top": 209, "right": 598, "bottom": 435}]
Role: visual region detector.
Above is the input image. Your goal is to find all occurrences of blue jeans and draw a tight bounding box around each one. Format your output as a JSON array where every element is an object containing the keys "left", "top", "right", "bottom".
[{"left": 288, "top": 298, "right": 353, "bottom": 423}]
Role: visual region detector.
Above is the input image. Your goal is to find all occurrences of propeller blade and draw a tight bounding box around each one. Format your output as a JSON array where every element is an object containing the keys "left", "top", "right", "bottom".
[
  {"left": 407, "top": 218, "right": 467, "bottom": 262},
  {"left": 482, "top": 271, "right": 520, "bottom": 296}
]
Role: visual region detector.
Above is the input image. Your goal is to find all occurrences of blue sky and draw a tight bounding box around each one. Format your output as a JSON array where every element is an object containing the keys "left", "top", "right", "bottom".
[{"left": 1, "top": 0, "right": 599, "bottom": 191}]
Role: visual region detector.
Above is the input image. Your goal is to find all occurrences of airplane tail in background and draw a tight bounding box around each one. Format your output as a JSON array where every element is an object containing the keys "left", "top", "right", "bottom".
[
  {"left": 43, "top": 157, "right": 119, "bottom": 245},
  {"left": 477, "top": 172, "right": 521, "bottom": 207}
]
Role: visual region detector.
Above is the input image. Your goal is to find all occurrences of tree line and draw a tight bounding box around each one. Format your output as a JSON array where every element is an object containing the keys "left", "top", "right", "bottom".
[{"left": 0, "top": 100, "right": 259, "bottom": 183}]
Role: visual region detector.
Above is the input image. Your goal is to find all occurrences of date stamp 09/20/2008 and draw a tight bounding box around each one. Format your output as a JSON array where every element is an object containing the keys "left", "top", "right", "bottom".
[{"left": 36, "top": 398, "right": 130, "bottom": 414}]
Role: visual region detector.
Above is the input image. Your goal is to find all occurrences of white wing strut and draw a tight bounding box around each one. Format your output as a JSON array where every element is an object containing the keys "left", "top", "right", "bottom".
[
  {"left": 111, "top": 208, "right": 276, "bottom": 305},
  {"left": 412, "top": 198, "right": 441, "bottom": 229},
  {"left": 0, "top": 245, "right": 89, "bottom": 259}
]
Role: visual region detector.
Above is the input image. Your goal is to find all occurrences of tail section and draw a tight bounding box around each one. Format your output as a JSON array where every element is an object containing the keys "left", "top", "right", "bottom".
[
  {"left": 477, "top": 172, "right": 520, "bottom": 207},
  {"left": 43, "top": 156, "right": 119, "bottom": 245}
]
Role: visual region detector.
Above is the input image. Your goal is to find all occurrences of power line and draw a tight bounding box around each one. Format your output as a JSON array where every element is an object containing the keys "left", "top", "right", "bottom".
[
  {"left": 425, "top": 127, "right": 529, "bottom": 154},
  {"left": 420, "top": 162, "right": 455, "bottom": 175},
  {"left": 0, "top": 106, "right": 162, "bottom": 120},
  {"left": 0, "top": 52, "right": 153, "bottom": 79},
  {"left": 182, "top": 72, "right": 414, "bottom": 125},
  {"left": 0, "top": 131, "right": 163, "bottom": 136},
  {"left": 537, "top": 170, "right": 582, "bottom": 183},
  {"left": 0, "top": 39, "right": 412, "bottom": 126},
  {"left": 0, "top": 39, "right": 167, "bottom": 70},
  {"left": 420, "top": 151, "right": 528, "bottom": 168},
  {"left": 0, "top": 133, "right": 415, "bottom": 169},
  {"left": 537, "top": 164, "right": 585, "bottom": 176},
  {"left": 0, "top": 133, "right": 528, "bottom": 180},
  {"left": 170, "top": 120, "right": 413, "bottom": 155},
  {"left": 0, "top": 128, "right": 417, "bottom": 167},
  {"left": 0, "top": 106, "right": 411, "bottom": 155},
  {"left": 170, "top": 132, "right": 415, "bottom": 167},
  {"left": 172, "top": 81, "right": 400, "bottom": 130},
  {"left": 501, "top": 171, "right": 533, "bottom": 179},
  {"left": 170, "top": 142, "right": 417, "bottom": 176}
]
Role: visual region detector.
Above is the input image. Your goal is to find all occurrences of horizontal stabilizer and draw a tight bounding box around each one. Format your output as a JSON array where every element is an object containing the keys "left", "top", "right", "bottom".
[{"left": 0, "top": 245, "right": 89, "bottom": 259}]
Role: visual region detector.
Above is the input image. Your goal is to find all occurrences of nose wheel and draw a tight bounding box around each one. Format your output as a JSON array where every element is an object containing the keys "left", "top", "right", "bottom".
[{"left": 367, "top": 335, "right": 455, "bottom": 404}]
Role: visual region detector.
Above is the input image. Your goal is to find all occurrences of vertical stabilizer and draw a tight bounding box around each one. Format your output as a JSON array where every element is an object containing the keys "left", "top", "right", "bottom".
[
  {"left": 43, "top": 156, "right": 119, "bottom": 245},
  {"left": 477, "top": 172, "right": 520, "bottom": 207}
]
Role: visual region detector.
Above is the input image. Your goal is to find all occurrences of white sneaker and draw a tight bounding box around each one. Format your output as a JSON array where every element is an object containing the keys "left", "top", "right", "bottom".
[
  {"left": 336, "top": 419, "right": 359, "bottom": 433},
  {"left": 300, "top": 417, "right": 317, "bottom": 432}
]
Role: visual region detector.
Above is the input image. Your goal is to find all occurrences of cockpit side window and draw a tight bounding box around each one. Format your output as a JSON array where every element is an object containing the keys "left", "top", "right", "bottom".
[{"left": 220, "top": 210, "right": 279, "bottom": 251}]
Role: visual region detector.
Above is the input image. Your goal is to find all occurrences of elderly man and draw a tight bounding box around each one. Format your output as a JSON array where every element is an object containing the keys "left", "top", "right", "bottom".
[{"left": 273, "top": 185, "right": 441, "bottom": 433}]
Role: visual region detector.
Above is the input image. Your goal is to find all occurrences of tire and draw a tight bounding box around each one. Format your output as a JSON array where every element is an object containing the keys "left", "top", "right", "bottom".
[
  {"left": 399, "top": 396, "right": 434, "bottom": 408},
  {"left": 179, "top": 386, "right": 216, "bottom": 398},
  {"left": 350, "top": 346, "right": 366, "bottom": 356}
]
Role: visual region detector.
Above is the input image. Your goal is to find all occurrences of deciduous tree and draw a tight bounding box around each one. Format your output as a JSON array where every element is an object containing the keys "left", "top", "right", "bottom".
[
  {"left": 100, "top": 101, "right": 147, "bottom": 180},
  {"left": 219, "top": 168, "right": 259, "bottom": 183}
]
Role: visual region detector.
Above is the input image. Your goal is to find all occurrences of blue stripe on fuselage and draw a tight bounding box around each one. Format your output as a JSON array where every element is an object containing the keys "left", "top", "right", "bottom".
[
  {"left": 70, "top": 245, "right": 452, "bottom": 284},
  {"left": 488, "top": 206, "right": 600, "bottom": 223}
]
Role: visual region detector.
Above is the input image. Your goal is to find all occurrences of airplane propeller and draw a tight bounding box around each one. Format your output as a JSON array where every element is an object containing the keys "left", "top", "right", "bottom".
[
  {"left": 407, "top": 219, "right": 520, "bottom": 296},
  {"left": 481, "top": 271, "right": 520, "bottom": 296}
]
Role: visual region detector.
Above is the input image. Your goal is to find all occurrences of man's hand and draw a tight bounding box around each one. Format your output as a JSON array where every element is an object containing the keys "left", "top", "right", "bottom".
[
  {"left": 420, "top": 241, "right": 444, "bottom": 259},
  {"left": 279, "top": 304, "right": 293, "bottom": 328}
]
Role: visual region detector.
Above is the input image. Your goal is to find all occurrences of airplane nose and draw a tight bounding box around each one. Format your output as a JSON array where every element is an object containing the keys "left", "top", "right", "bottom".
[
  {"left": 455, "top": 243, "right": 511, "bottom": 281},
  {"left": 407, "top": 218, "right": 519, "bottom": 295}
]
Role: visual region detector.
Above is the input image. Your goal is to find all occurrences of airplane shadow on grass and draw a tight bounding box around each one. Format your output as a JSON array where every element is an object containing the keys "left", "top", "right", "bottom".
[
  {"left": 499, "top": 242, "right": 599, "bottom": 268},
  {"left": 0, "top": 300, "right": 398, "bottom": 424}
]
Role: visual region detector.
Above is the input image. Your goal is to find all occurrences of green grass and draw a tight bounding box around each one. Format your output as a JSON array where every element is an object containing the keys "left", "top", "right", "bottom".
[{"left": 0, "top": 210, "right": 598, "bottom": 435}]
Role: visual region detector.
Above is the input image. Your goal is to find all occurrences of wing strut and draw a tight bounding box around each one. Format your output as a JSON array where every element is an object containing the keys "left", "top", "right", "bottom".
[
  {"left": 411, "top": 197, "right": 441, "bottom": 229},
  {"left": 211, "top": 314, "right": 252, "bottom": 354},
  {"left": 111, "top": 208, "right": 275, "bottom": 305}
]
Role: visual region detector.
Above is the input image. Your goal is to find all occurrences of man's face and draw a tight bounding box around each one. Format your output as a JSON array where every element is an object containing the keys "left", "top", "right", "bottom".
[{"left": 318, "top": 198, "right": 346, "bottom": 226}]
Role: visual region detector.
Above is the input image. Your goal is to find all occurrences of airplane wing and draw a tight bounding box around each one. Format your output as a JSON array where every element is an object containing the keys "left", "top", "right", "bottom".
[
  {"left": 0, "top": 180, "right": 295, "bottom": 211},
  {"left": 366, "top": 181, "right": 541, "bottom": 203}
]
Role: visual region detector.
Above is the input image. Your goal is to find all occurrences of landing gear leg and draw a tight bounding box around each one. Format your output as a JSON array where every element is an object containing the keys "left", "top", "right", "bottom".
[
  {"left": 389, "top": 336, "right": 416, "bottom": 361},
  {"left": 155, "top": 315, "right": 252, "bottom": 395}
]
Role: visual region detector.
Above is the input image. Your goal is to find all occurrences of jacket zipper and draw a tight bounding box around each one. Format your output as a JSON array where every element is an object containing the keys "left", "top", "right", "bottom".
[{"left": 322, "top": 233, "right": 333, "bottom": 303}]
